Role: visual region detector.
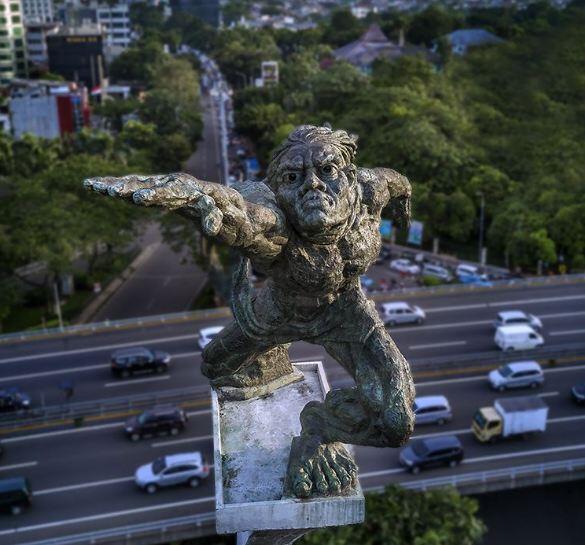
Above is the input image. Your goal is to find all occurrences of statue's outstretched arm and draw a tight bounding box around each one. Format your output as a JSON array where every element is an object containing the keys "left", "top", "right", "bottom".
[
  {"left": 358, "top": 167, "right": 411, "bottom": 229},
  {"left": 84, "top": 173, "right": 286, "bottom": 259}
]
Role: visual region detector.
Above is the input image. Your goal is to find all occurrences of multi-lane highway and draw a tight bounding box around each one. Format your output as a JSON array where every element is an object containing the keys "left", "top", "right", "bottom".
[{"left": 0, "top": 281, "right": 584, "bottom": 542}]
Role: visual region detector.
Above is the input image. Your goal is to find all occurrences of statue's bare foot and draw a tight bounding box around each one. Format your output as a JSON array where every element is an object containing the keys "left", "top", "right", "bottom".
[{"left": 287, "top": 435, "right": 358, "bottom": 498}]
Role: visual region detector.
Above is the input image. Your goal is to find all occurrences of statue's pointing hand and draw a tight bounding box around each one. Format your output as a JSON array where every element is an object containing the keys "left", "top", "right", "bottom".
[{"left": 83, "top": 173, "right": 224, "bottom": 236}]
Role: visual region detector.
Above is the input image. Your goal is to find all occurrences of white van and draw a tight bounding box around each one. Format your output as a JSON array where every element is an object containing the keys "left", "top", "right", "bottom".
[
  {"left": 413, "top": 395, "right": 452, "bottom": 425},
  {"left": 422, "top": 264, "right": 453, "bottom": 282},
  {"left": 494, "top": 325, "right": 544, "bottom": 352},
  {"left": 456, "top": 263, "right": 479, "bottom": 277}
]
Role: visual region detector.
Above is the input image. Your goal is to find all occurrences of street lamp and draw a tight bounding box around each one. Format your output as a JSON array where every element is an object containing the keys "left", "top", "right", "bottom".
[{"left": 476, "top": 191, "right": 485, "bottom": 265}]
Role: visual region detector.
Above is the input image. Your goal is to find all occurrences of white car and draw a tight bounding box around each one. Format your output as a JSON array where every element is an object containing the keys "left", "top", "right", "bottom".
[
  {"left": 198, "top": 326, "right": 224, "bottom": 350},
  {"left": 381, "top": 302, "right": 426, "bottom": 326},
  {"left": 488, "top": 361, "right": 544, "bottom": 391},
  {"left": 422, "top": 263, "right": 453, "bottom": 282},
  {"left": 456, "top": 263, "right": 479, "bottom": 277},
  {"left": 135, "top": 452, "right": 210, "bottom": 494},
  {"left": 493, "top": 310, "right": 542, "bottom": 331},
  {"left": 389, "top": 259, "right": 420, "bottom": 275},
  {"left": 494, "top": 324, "right": 544, "bottom": 352}
]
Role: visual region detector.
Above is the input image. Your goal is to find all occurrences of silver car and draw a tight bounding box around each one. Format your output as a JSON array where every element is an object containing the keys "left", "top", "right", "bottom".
[
  {"left": 488, "top": 361, "right": 544, "bottom": 392},
  {"left": 381, "top": 302, "right": 426, "bottom": 326},
  {"left": 413, "top": 395, "right": 452, "bottom": 425},
  {"left": 135, "top": 452, "right": 210, "bottom": 494}
]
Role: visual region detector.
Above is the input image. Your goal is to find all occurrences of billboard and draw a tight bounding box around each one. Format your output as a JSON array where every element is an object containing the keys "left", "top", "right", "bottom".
[
  {"left": 407, "top": 220, "right": 424, "bottom": 246},
  {"left": 379, "top": 219, "right": 393, "bottom": 241},
  {"left": 261, "top": 61, "right": 279, "bottom": 86}
]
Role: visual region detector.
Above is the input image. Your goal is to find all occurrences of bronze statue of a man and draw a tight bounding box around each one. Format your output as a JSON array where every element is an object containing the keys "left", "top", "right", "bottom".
[{"left": 84, "top": 125, "right": 415, "bottom": 499}]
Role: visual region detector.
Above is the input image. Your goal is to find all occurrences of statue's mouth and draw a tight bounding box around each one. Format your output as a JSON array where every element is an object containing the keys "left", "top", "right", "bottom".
[{"left": 301, "top": 192, "right": 333, "bottom": 210}]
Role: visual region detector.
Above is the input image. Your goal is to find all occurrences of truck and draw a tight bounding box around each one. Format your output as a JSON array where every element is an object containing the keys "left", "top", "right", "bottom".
[{"left": 472, "top": 395, "right": 549, "bottom": 443}]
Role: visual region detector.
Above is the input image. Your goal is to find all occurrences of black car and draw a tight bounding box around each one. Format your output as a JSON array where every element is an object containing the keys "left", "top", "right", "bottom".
[
  {"left": 571, "top": 383, "right": 585, "bottom": 406},
  {"left": 0, "top": 388, "right": 31, "bottom": 413},
  {"left": 0, "top": 477, "right": 32, "bottom": 515},
  {"left": 110, "top": 347, "right": 171, "bottom": 378},
  {"left": 399, "top": 435, "right": 464, "bottom": 474},
  {"left": 125, "top": 406, "right": 188, "bottom": 441}
]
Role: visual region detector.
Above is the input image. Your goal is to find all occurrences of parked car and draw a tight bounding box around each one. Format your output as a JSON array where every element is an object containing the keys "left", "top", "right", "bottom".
[
  {"left": 399, "top": 435, "right": 464, "bottom": 474},
  {"left": 493, "top": 310, "right": 542, "bottom": 331},
  {"left": 488, "top": 361, "right": 544, "bottom": 391},
  {"left": 571, "top": 383, "right": 585, "bottom": 406},
  {"left": 422, "top": 264, "right": 453, "bottom": 283},
  {"left": 494, "top": 325, "right": 544, "bottom": 352},
  {"left": 455, "top": 263, "right": 479, "bottom": 278},
  {"left": 110, "top": 347, "right": 171, "bottom": 379},
  {"left": 0, "top": 387, "right": 31, "bottom": 413},
  {"left": 135, "top": 452, "right": 210, "bottom": 494},
  {"left": 0, "top": 477, "right": 32, "bottom": 515},
  {"left": 125, "top": 406, "right": 188, "bottom": 441},
  {"left": 458, "top": 273, "right": 493, "bottom": 287},
  {"left": 360, "top": 275, "right": 375, "bottom": 290},
  {"left": 198, "top": 326, "right": 224, "bottom": 350},
  {"left": 381, "top": 302, "right": 426, "bottom": 326},
  {"left": 389, "top": 259, "right": 420, "bottom": 275},
  {"left": 413, "top": 395, "right": 452, "bottom": 425}
]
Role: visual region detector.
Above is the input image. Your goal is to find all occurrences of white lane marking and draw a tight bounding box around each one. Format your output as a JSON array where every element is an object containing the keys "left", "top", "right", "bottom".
[
  {"left": 545, "top": 365, "right": 585, "bottom": 374},
  {"left": 104, "top": 376, "right": 170, "bottom": 387},
  {"left": 35, "top": 476, "right": 134, "bottom": 496},
  {"left": 416, "top": 375, "right": 485, "bottom": 387},
  {"left": 0, "top": 461, "right": 38, "bottom": 472},
  {"left": 187, "top": 409, "right": 211, "bottom": 417},
  {"left": 2, "top": 422, "right": 123, "bottom": 443},
  {"left": 0, "top": 333, "right": 200, "bottom": 366},
  {"left": 410, "top": 341, "right": 467, "bottom": 350},
  {"left": 0, "top": 363, "right": 107, "bottom": 384},
  {"left": 541, "top": 311, "right": 585, "bottom": 319},
  {"left": 550, "top": 329, "right": 585, "bottom": 336},
  {"left": 549, "top": 414, "right": 585, "bottom": 424},
  {"left": 395, "top": 320, "right": 491, "bottom": 332},
  {"left": 152, "top": 435, "right": 213, "bottom": 448},
  {"left": 539, "top": 391, "right": 559, "bottom": 398},
  {"left": 173, "top": 351, "right": 202, "bottom": 358},
  {"left": 0, "top": 498, "right": 215, "bottom": 535},
  {"left": 425, "top": 295, "right": 585, "bottom": 314},
  {"left": 359, "top": 442, "right": 585, "bottom": 481}
]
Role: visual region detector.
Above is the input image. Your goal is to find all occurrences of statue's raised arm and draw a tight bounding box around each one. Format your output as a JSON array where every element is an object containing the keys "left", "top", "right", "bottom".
[{"left": 84, "top": 173, "right": 287, "bottom": 261}]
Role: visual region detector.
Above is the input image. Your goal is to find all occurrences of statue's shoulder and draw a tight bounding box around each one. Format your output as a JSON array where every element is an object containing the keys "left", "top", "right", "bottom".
[{"left": 235, "top": 179, "right": 278, "bottom": 208}]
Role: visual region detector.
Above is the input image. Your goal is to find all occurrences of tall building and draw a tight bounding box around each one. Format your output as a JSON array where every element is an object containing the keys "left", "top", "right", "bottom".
[
  {"left": 0, "top": 0, "right": 27, "bottom": 82},
  {"left": 95, "top": 2, "right": 131, "bottom": 49},
  {"left": 25, "top": 20, "right": 59, "bottom": 67},
  {"left": 46, "top": 25, "right": 105, "bottom": 88},
  {"left": 170, "top": 0, "right": 219, "bottom": 27},
  {"left": 22, "top": 0, "right": 54, "bottom": 23}
]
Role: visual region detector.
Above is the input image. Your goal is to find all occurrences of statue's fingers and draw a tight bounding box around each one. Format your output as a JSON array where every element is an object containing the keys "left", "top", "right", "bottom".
[
  {"left": 132, "top": 181, "right": 204, "bottom": 209},
  {"left": 107, "top": 175, "right": 173, "bottom": 199}
]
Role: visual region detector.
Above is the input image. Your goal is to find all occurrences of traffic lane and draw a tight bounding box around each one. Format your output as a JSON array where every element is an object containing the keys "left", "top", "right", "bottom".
[
  {"left": 2, "top": 281, "right": 583, "bottom": 362},
  {"left": 0, "top": 475, "right": 215, "bottom": 537},
  {"left": 355, "top": 412, "right": 585, "bottom": 482},
  {"left": 0, "top": 412, "right": 213, "bottom": 492}
]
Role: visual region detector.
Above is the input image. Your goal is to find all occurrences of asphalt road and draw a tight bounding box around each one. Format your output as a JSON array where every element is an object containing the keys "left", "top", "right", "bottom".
[{"left": 0, "top": 282, "right": 584, "bottom": 541}]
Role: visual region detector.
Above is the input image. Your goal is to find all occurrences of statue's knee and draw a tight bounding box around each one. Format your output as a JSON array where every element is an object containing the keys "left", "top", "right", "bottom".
[{"left": 382, "top": 405, "right": 414, "bottom": 447}]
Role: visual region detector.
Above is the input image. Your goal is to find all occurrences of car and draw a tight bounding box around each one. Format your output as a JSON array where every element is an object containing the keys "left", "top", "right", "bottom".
[
  {"left": 0, "top": 387, "right": 31, "bottom": 413},
  {"left": 198, "top": 326, "right": 224, "bottom": 350},
  {"left": 360, "top": 275, "right": 375, "bottom": 290},
  {"left": 389, "top": 259, "right": 420, "bottom": 275},
  {"left": 455, "top": 263, "right": 479, "bottom": 277},
  {"left": 571, "top": 383, "right": 585, "bottom": 406},
  {"left": 381, "top": 302, "right": 426, "bottom": 326},
  {"left": 135, "top": 452, "right": 210, "bottom": 494},
  {"left": 110, "top": 347, "right": 171, "bottom": 379},
  {"left": 124, "top": 406, "right": 188, "bottom": 441},
  {"left": 421, "top": 264, "right": 453, "bottom": 283},
  {"left": 488, "top": 361, "right": 544, "bottom": 392},
  {"left": 399, "top": 435, "right": 463, "bottom": 474},
  {"left": 413, "top": 395, "right": 452, "bottom": 425},
  {"left": 458, "top": 273, "right": 493, "bottom": 287},
  {"left": 493, "top": 310, "right": 542, "bottom": 331},
  {"left": 494, "top": 324, "right": 544, "bottom": 351},
  {"left": 0, "top": 477, "right": 32, "bottom": 515}
]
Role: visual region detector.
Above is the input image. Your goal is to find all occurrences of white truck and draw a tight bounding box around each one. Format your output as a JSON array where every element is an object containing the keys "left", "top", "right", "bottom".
[{"left": 472, "top": 395, "right": 549, "bottom": 443}]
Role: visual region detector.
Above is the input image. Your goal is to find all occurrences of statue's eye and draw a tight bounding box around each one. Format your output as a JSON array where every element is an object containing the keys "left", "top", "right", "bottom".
[
  {"left": 321, "top": 165, "right": 333, "bottom": 175},
  {"left": 287, "top": 172, "right": 298, "bottom": 182}
]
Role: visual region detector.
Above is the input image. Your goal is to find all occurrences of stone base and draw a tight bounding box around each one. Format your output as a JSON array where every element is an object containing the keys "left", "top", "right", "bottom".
[
  {"left": 212, "top": 361, "right": 365, "bottom": 535},
  {"left": 217, "top": 369, "right": 304, "bottom": 401}
]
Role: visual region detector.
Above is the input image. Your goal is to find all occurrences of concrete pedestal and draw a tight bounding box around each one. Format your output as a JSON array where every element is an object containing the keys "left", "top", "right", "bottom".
[{"left": 212, "top": 361, "right": 364, "bottom": 543}]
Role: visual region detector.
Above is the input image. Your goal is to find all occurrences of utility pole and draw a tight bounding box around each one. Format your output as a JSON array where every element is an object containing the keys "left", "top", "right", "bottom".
[
  {"left": 53, "top": 281, "right": 64, "bottom": 331},
  {"left": 477, "top": 191, "right": 485, "bottom": 265}
]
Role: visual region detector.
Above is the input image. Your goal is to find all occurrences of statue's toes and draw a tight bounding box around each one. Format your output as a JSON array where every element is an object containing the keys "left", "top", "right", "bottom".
[
  {"left": 293, "top": 466, "right": 313, "bottom": 498},
  {"left": 319, "top": 460, "right": 341, "bottom": 495},
  {"left": 312, "top": 461, "right": 329, "bottom": 495}
]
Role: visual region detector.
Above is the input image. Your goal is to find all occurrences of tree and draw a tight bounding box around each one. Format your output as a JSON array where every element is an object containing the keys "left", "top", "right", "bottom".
[
  {"left": 298, "top": 485, "right": 485, "bottom": 545},
  {"left": 321, "top": 8, "right": 365, "bottom": 47},
  {"left": 407, "top": 5, "right": 462, "bottom": 46}
]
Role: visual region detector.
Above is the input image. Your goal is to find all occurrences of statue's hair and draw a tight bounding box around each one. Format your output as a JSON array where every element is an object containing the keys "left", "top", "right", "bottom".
[{"left": 267, "top": 125, "right": 358, "bottom": 187}]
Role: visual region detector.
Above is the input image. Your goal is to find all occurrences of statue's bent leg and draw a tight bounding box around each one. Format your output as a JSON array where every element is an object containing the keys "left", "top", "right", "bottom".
[
  {"left": 287, "top": 325, "right": 415, "bottom": 497},
  {"left": 201, "top": 320, "right": 294, "bottom": 389}
]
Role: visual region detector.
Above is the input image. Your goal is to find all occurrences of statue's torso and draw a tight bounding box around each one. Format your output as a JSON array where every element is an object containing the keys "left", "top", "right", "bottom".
[{"left": 258, "top": 209, "right": 381, "bottom": 298}]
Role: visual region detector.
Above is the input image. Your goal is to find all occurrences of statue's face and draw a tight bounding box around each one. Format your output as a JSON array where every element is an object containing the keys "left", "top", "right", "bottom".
[{"left": 272, "top": 142, "right": 356, "bottom": 243}]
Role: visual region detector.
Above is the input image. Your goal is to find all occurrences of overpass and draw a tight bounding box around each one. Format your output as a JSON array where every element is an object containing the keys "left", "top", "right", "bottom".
[{"left": 0, "top": 279, "right": 584, "bottom": 544}]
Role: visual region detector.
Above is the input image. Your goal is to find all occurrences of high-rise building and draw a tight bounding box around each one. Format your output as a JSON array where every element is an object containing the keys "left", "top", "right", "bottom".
[
  {"left": 95, "top": 2, "right": 131, "bottom": 49},
  {"left": 22, "top": 0, "right": 54, "bottom": 24},
  {"left": 0, "top": 0, "right": 27, "bottom": 82},
  {"left": 25, "top": 20, "right": 59, "bottom": 67}
]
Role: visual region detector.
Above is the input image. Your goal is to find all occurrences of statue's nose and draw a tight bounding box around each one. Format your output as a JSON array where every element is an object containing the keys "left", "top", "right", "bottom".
[{"left": 302, "top": 171, "right": 326, "bottom": 193}]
